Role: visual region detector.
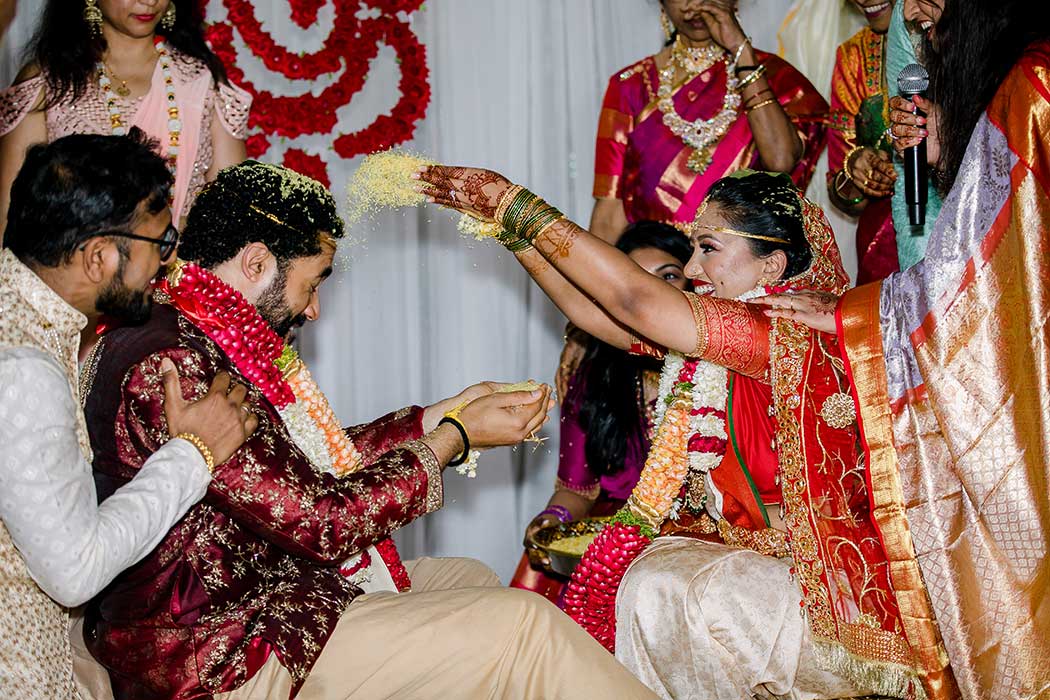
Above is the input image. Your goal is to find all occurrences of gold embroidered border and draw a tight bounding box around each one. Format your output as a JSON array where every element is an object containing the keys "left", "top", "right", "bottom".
[
  {"left": 555, "top": 477, "right": 601, "bottom": 500},
  {"left": 839, "top": 283, "right": 957, "bottom": 699},
  {"left": 769, "top": 317, "right": 922, "bottom": 695},
  {"left": 683, "top": 291, "right": 709, "bottom": 358},
  {"left": 716, "top": 518, "right": 791, "bottom": 559},
  {"left": 402, "top": 439, "right": 443, "bottom": 514}
]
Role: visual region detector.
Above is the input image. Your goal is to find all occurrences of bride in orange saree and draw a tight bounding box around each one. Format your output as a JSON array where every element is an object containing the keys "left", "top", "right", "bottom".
[{"left": 415, "top": 167, "right": 934, "bottom": 698}]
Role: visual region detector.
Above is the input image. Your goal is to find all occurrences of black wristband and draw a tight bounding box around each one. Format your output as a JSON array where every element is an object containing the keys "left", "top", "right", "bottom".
[
  {"left": 734, "top": 64, "right": 760, "bottom": 75},
  {"left": 438, "top": 416, "right": 470, "bottom": 466}
]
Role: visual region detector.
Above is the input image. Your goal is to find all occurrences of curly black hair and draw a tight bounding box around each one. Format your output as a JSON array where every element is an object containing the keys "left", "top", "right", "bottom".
[
  {"left": 25, "top": 0, "right": 228, "bottom": 109},
  {"left": 178, "top": 161, "right": 345, "bottom": 269},
  {"left": 703, "top": 171, "right": 811, "bottom": 279}
]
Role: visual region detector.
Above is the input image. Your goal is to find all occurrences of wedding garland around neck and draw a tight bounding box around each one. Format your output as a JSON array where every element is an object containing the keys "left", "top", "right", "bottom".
[
  {"left": 659, "top": 36, "right": 742, "bottom": 173},
  {"left": 563, "top": 284, "right": 766, "bottom": 651},
  {"left": 158, "top": 260, "right": 411, "bottom": 590}
]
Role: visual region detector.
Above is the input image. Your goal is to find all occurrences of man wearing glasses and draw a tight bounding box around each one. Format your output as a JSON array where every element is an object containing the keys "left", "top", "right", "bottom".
[{"left": 0, "top": 130, "right": 256, "bottom": 697}]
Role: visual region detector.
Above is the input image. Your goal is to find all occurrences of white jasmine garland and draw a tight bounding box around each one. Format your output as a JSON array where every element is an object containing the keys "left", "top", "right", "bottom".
[{"left": 279, "top": 402, "right": 336, "bottom": 474}]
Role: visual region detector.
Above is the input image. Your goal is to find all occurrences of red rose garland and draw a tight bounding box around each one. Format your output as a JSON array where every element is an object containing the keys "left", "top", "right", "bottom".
[
  {"left": 206, "top": 0, "right": 430, "bottom": 180},
  {"left": 288, "top": 0, "right": 324, "bottom": 28}
]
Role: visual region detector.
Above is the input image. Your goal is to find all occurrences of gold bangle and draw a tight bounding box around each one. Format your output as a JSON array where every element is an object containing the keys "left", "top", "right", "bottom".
[
  {"left": 745, "top": 97, "right": 777, "bottom": 115},
  {"left": 494, "top": 184, "right": 525, "bottom": 227},
  {"left": 737, "top": 63, "right": 766, "bottom": 90},
  {"left": 173, "top": 432, "right": 215, "bottom": 473},
  {"left": 842, "top": 145, "right": 865, "bottom": 183}
]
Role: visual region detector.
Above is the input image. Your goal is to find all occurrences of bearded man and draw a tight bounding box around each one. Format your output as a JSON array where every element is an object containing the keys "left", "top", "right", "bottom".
[
  {"left": 79, "top": 161, "right": 657, "bottom": 700},
  {"left": 0, "top": 131, "right": 254, "bottom": 697}
]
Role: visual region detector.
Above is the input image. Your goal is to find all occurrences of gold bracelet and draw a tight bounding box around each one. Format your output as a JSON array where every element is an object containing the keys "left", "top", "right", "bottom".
[
  {"left": 173, "top": 432, "right": 215, "bottom": 473},
  {"left": 737, "top": 63, "right": 766, "bottom": 90},
  {"left": 841, "top": 145, "right": 865, "bottom": 183},
  {"left": 494, "top": 184, "right": 525, "bottom": 227},
  {"left": 745, "top": 97, "right": 777, "bottom": 115}
]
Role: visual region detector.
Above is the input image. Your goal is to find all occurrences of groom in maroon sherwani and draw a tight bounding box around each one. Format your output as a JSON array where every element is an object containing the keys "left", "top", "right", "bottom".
[{"left": 79, "top": 162, "right": 657, "bottom": 700}]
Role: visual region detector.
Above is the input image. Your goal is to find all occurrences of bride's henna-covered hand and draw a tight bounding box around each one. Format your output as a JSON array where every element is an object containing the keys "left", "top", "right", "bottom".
[
  {"left": 751, "top": 291, "right": 839, "bottom": 334},
  {"left": 414, "top": 165, "right": 513, "bottom": 221}
]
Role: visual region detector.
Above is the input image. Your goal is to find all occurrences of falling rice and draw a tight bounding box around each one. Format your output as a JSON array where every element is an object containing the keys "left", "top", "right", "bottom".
[
  {"left": 346, "top": 149, "right": 506, "bottom": 241},
  {"left": 345, "top": 150, "right": 434, "bottom": 225}
]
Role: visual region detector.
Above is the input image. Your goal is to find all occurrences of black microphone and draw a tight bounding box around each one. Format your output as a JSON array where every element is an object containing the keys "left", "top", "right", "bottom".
[{"left": 897, "top": 63, "right": 929, "bottom": 227}]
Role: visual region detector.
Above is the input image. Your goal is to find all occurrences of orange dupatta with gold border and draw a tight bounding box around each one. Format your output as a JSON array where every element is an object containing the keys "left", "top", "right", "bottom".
[{"left": 838, "top": 41, "right": 1050, "bottom": 700}]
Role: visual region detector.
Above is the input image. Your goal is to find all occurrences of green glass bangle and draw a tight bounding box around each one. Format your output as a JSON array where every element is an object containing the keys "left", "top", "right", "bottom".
[
  {"left": 505, "top": 238, "right": 534, "bottom": 253},
  {"left": 500, "top": 188, "right": 536, "bottom": 236}
]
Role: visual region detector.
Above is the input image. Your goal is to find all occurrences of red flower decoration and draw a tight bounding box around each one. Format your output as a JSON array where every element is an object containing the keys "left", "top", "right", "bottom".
[
  {"left": 288, "top": 0, "right": 325, "bottom": 28},
  {"left": 282, "top": 149, "right": 331, "bottom": 189},
  {"left": 205, "top": 0, "right": 430, "bottom": 184},
  {"left": 375, "top": 537, "right": 412, "bottom": 592}
]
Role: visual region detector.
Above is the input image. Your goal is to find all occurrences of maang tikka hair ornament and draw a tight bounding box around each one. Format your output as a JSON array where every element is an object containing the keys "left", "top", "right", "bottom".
[
  {"left": 161, "top": 2, "right": 177, "bottom": 31},
  {"left": 84, "top": 0, "right": 103, "bottom": 36}
]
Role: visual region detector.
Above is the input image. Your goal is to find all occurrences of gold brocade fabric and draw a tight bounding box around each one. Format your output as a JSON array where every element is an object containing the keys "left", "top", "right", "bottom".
[
  {"left": 0, "top": 250, "right": 89, "bottom": 699},
  {"left": 839, "top": 43, "right": 1050, "bottom": 700}
]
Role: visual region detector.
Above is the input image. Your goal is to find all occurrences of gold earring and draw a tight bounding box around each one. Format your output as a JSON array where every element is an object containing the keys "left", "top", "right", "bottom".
[
  {"left": 660, "top": 7, "right": 674, "bottom": 42},
  {"left": 84, "top": 0, "right": 103, "bottom": 36},
  {"left": 161, "top": 2, "right": 176, "bottom": 31},
  {"left": 757, "top": 276, "right": 771, "bottom": 288}
]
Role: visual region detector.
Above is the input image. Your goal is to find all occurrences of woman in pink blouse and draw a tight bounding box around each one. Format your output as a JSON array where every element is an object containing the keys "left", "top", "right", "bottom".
[
  {"left": 510, "top": 221, "right": 691, "bottom": 603},
  {"left": 0, "top": 0, "right": 250, "bottom": 238}
]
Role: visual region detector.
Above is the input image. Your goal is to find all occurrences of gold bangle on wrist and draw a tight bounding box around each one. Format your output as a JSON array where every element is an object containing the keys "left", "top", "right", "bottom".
[
  {"left": 494, "top": 184, "right": 525, "bottom": 226},
  {"left": 737, "top": 63, "right": 766, "bottom": 90},
  {"left": 745, "top": 98, "right": 777, "bottom": 115},
  {"left": 842, "top": 145, "right": 865, "bottom": 183},
  {"left": 173, "top": 432, "right": 215, "bottom": 473}
]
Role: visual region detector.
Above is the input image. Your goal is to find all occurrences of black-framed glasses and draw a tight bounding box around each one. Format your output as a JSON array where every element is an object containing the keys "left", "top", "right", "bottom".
[{"left": 90, "top": 224, "right": 180, "bottom": 262}]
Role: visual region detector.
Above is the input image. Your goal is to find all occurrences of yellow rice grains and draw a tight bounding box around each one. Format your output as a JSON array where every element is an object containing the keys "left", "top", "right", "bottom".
[
  {"left": 346, "top": 149, "right": 503, "bottom": 240},
  {"left": 346, "top": 150, "right": 433, "bottom": 226}
]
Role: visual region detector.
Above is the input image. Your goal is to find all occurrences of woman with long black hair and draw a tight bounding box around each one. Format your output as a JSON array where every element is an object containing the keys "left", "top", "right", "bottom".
[
  {"left": 511, "top": 221, "right": 691, "bottom": 603},
  {"left": 765, "top": 1, "right": 1050, "bottom": 695},
  {"left": 0, "top": 0, "right": 250, "bottom": 237}
]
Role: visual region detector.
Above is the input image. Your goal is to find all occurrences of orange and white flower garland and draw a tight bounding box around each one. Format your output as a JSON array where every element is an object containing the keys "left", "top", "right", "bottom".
[
  {"left": 160, "top": 261, "right": 409, "bottom": 590},
  {"left": 564, "top": 287, "right": 764, "bottom": 650}
]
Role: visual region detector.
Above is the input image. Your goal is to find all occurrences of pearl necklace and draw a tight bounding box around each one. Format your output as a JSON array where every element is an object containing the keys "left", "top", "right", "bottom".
[
  {"left": 97, "top": 41, "right": 181, "bottom": 180},
  {"left": 658, "top": 39, "right": 740, "bottom": 173}
]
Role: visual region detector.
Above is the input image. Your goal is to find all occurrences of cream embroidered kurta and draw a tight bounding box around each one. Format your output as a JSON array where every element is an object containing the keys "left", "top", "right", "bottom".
[{"left": 0, "top": 249, "right": 212, "bottom": 698}]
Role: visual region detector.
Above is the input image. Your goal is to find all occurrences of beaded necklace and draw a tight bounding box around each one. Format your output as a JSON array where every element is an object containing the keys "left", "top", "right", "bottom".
[
  {"left": 658, "top": 37, "right": 741, "bottom": 173},
  {"left": 97, "top": 40, "right": 181, "bottom": 180}
]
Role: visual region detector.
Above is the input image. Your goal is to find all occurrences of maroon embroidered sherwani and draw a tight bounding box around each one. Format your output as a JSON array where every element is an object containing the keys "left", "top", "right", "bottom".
[{"left": 81, "top": 304, "right": 442, "bottom": 700}]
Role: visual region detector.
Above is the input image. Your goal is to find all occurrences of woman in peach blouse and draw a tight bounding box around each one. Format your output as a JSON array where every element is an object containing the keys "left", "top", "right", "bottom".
[{"left": 0, "top": 0, "right": 250, "bottom": 238}]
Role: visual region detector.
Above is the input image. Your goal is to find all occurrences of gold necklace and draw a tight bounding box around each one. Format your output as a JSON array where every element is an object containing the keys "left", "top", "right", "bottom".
[
  {"left": 103, "top": 61, "right": 131, "bottom": 97},
  {"left": 671, "top": 36, "right": 725, "bottom": 76}
]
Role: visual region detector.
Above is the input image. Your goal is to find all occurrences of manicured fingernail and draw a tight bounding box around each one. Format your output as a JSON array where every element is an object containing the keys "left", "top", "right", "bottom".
[
  {"left": 917, "top": 117, "right": 926, "bottom": 125},
  {"left": 920, "top": 129, "right": 928, "bottom": 137}
]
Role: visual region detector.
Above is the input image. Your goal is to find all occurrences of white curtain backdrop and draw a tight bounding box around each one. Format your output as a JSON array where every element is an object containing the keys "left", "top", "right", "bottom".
[{"left": 3, "top": 0, "right": 857, "bottom": 583}]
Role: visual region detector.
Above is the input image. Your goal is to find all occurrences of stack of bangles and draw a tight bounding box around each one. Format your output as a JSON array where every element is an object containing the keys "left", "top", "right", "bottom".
[
  {"left": 493, "top": 185, "right": 565, "bottom": 252},
  {"left": 735, "top": 63, "right": 776, "bottom": 115},
  {"left": 537, "top": 505, "right": 574, "bottom": 524}
]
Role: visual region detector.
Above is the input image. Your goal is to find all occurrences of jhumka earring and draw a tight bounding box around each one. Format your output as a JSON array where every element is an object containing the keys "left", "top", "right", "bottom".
[
  {"left": 83, "top": 0, "right": 103, "bottom": 36},
  {"left": 161, "top": 2, "right": 176, "bottom": 31},
  {"left": 659, "top": 7, "right": 674, "bottom": 42}
]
